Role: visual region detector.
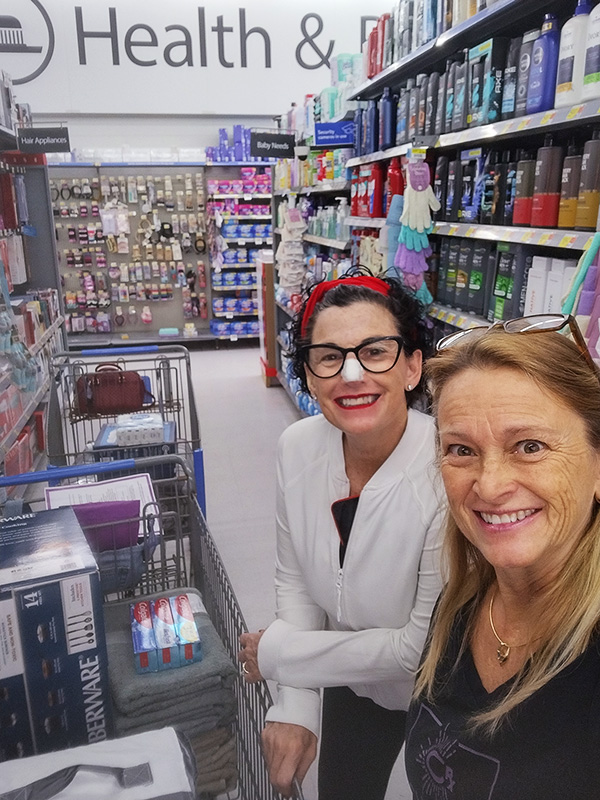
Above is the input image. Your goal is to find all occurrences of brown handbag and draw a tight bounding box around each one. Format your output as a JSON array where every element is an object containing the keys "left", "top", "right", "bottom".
[{"left": 75, "top": 363, "right": 148, "bottom": 416}]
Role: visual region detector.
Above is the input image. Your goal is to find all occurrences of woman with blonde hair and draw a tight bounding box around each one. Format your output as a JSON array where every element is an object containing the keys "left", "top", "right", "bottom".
[{"left": 405, "top": 315, "right": 600, "bottom": 799}]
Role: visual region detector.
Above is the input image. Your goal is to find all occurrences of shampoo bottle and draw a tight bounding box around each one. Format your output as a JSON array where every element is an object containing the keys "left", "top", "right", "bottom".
[
  {"left": 365, "top": 100, "right": 380, "bottom": 154},
  {"left": 502, "top": 152, "right": 519, "bottom": 226},
  {"left": 557, "top": 143, "right": 583, "bottom": 229},
  {"left": 515, "top": 29, "right": 540, "bottom": 117},
  {"left": 575, "top": 129, "right": 600, "bottom": 230},
  {"left": 435, "top": 69, "right": 447, "bottom": 134},
  {"left": 452, "top": 50, "right": 470, "bottom": 132},
  {"left": 501, "top": 36, "right": 523, "bottom": 120},
  {"left": 445, "top": 58, "right": 459, "bottom": 133},
  {"left": 513, "top": 150, "right": 537, "bottom": 226},
  {"left": 555, "top": 0, "right": 591, "bottom": 108},
  {"left": 408, "top": 78, "right": 420, "bottom": 140},
  {"left": 531, "top": 136, "right": 564, "bottom": 228},
  {"left": 434, "top": 155, "right": 449, "bottom": 220},
  {"left": 582, "top": 2, "right": 600, "bottom": 100},
  {"left": 479, "top": 152, "right": 498, "bottom": 225},
  {"left": 445, "top": 159, "right": 462, "bottom": 222},
  {"left": 379, "top": 87, "right": 396, "bottom": 150},
  {"left": 353, "top": 108, "right": 364, "bottom": 157},
  {"left": 396, "top": 87, "right": 409, "bottom": 145},
  {"left": 426, "top": 72, "right": 440, "bottom": 136},
  {"left": 526, "top": 15, "right": 560, "bottom": 115},
  {"left": 492, "top": 151, "right": 511, "bottom": 225}
]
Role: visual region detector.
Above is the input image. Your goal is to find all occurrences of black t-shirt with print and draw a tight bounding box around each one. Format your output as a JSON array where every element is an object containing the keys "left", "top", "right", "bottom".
[{"left": 405, "top": 607, "right": 600, "bottom": 800}]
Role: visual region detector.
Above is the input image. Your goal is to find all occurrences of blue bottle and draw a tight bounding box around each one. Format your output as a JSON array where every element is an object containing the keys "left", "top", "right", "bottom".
[
  {"left": 379, "top": 87, "right": 396, "bottom": 150},
  {"left": 365, "top": 100, "right": 379, "bottom": 154},
  {"left": 526, "top": 14, "right": 560, "bottom": 115},
  {"left": 353, "top": 108, "right": 364, "bottom": 157}
]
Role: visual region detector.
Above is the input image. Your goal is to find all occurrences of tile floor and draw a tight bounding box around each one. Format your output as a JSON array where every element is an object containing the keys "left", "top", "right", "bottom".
[{"left": 190, "top": 345, "right": 411, "bottom": 800}]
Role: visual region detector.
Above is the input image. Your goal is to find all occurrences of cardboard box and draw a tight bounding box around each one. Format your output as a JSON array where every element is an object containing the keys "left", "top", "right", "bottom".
[
  {"left": 0, "top": 507, "right": 112, "bottom": 761},
  {"left": 150, "top": 596, "right": 179, "bottom": 670},
  {"left": 169, "top": 594, "right": 202, "bottom": 666},
  {"left": 92, "top": 421, "right": 176, "bottom": 480},
  {"left": 468, "top": 38, "right": 508, "bottom": 127},
  {"left": 129, "top": 600, "right": 158, "bottom": 674}
]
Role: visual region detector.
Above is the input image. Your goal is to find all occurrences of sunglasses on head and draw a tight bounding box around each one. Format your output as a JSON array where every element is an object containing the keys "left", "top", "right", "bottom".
[{"left": 436, "top": 313, "right": 598, "bottom": 374}]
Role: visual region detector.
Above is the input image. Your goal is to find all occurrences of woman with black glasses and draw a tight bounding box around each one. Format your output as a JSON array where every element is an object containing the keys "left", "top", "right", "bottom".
[
  {"left": 405, "top": 318, "right": 600, "bottom": 799},
  {"left": 238, "top": 271, "right": 446, "bottom": 799}
]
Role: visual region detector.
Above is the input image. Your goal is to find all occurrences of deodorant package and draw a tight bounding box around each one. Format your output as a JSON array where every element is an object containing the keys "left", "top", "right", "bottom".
[
  {"left": 488, "top": 242, "right": 532, "bottom": 321},
  {"left": 459, "top": 148, "right": 486, "bottom": 222},
  {"left": 468, "top": 37, "right": 509, "bottom": 127},
  {"left": 436, "top": 238, "right": 451, "bottom": 305},
  {"left": 468, "top": 241, "right": 495, "bottom": 316},
  {"left": 454, "top": 240, "right": 473, "bottom": 310}
]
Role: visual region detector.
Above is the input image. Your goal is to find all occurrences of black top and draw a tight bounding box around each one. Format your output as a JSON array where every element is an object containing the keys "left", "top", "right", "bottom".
[
  {"left": 331, "top": 496, "right": 359, "bottom": 568},
  {"left": 405, "top": 606, "right": 600, "bottom": 799}
]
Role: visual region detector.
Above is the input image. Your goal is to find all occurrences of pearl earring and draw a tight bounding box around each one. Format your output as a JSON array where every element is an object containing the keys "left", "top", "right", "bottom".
[{"left": 406, "top": 384, "right": 413, "bottom": 391}]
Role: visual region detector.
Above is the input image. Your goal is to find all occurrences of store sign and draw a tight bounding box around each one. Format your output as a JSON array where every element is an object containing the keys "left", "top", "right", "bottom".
[
  {"left": 314, "top": 120, "right": 354, "bottom": 147},
  {"left": 17, "top": 126, "right": 71, "bottom": 152},
  {"left": 3, "top": 0, "right": 389, "bottom": 116},
  {"left": 250, "top": 132, "right": 295, "bottom": 159}
]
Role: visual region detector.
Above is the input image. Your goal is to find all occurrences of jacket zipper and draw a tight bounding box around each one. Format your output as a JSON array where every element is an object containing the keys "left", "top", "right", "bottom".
[{"left": 336, "top": 568, "right": 344, "bottom": 623}]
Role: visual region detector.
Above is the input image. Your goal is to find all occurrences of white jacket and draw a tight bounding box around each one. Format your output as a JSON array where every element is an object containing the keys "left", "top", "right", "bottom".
[{"left": 258, "top": 408, "right": 446, "bottom": 737}]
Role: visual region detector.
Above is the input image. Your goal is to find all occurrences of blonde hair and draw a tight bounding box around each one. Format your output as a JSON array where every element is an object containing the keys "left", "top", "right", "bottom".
[{"left": 416, "top": 330, "right": 600, "bottom": 731}]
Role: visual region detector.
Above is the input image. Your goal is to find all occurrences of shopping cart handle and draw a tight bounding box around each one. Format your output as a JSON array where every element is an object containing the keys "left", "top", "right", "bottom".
[
  {"left": 0, "top": 459, "right": 139, "bottom": 487},
  {"left": 79, "top": 346, "right": 160, "bottom": 356}
]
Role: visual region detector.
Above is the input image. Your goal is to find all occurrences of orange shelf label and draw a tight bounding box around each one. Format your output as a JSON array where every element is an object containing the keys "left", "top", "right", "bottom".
[
  {"left": 465, "top": 226, "right": 476, "bottom": 237},
  {"left": 456, "top": 316, "right": 467, "bottom": 328},
  {"left": 437, "top": 309, "right": 446, "bottom": 320},
  {"left": 566, "top": 105, "right": 584, "bottom": 120},
  {"left": 541, "top": 111, "right": 556, "bottom": 125},
  {"left": 521, "top": 231, "right": 534, "bottom": 243},
  {"left": 537, "top": 233, "right": 553, "bottom": 245},
  {"left": 559, "top": 234, "right": 577, "bottom": 247},
  {"left": 517, "top": 118, "right": 532, "bottom": 130},
  {"left": 446, "top": 313, "right": 457, "bottom": 325},
  {"left": 448, "top": 226, "right": 459, "bottom": 235}
]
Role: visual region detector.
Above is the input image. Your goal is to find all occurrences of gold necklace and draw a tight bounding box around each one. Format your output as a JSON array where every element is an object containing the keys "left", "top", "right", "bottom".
[{"left": 488, "top": 590, "right": 530, "bottom": 665}]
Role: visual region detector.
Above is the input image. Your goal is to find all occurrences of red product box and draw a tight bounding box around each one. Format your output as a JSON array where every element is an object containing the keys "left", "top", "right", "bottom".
[
  {"left": 150, "top": 596, "right": 180, "bottom": 670},
  {"left": 169, "top": 594, "right": 202, "bottom": 666}
]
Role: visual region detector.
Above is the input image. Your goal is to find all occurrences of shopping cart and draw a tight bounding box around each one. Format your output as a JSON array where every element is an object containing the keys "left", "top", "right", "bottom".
[
  {"left": 46, "top": 345, "right": 206, "bottom": 512},
  {"left": 0, "top": 456, "right": 285, "bottom": 800}
]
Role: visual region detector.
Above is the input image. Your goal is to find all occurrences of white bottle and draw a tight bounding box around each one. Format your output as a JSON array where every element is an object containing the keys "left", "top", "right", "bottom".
[
  {"left": 555, "top": 0, "right": 592, "bottom": 108},
  {"left": 582, "top": 1, "right": 600, "bottom": 100}
]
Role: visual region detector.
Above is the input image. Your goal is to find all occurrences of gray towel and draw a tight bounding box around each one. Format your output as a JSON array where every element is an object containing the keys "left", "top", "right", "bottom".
[
  {"left": 103, "top": 587, "right": 237, "bottom": 717},
  {"left": 114, "top": 700, "right": 237, "bottom": 737}
]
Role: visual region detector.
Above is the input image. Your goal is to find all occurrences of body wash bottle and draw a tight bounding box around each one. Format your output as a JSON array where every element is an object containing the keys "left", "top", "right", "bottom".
[
  {"left": 582, "top": 2, "right": 600, "bottom": 100},
  {"left": 526, "top": 15, "right": 560, "bottom": 115},
  {"left": 555, "top": 0, "right": 591, "bottom": 109}
]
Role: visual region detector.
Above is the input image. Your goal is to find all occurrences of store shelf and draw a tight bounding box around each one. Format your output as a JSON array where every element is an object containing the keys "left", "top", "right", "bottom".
[
  {"left": 213, "top": 311, "right": 258, "bottom": 318},
  {"left": 276, "top": 335, "right": 290, "bottom": 353},
  {"left": 225, "top": 237, "right": 273, "bottom": 245},
  {"left": 29, "top": 316, "right": 64, "bottom": 356},
  {"left": 213, "top": 333, "right": 259, "bottom": 341},
  {"left": 432, "top": 222, "right": 595, "bottom": 250},
  {"left": 347, "top": 216, "right": 386, "bottom": 229},
  {"left": 214, "top": 263, "right": 257, "bottom": 270},
  {"left": 346, "top": 143, "right": 411, "bottom": 169},
  {"left": 219, "top": 214, "right": 272, "bottom": 220},
  {"left": 428, "top": 304, "right": 489, "bottom": 330},
  {"left": 211, "top": 284, "right": 256, "bottom": 291},
  {"left": 300, "top": 180, "right": 349, "bottom": 195},
  {"left": 276, "top": 300, "right": 296, "bottom": 318},
  {"left": 276, "top": 370, "right": 308, "bottom": 418},
  {"left": 0, "top": 376, "right": 50, "bottom": 461},
  {"left": 206, "top": 160, "right": 275, "bottom": 166},
  {"left": 210, "top": 193, "right": 272, "bottom": 200},
  {"left": 348, "top": 0, "right": 563, "bottom": 102},
  {"left": 303, "top": 234, "right": 351, "bottom": 250}
]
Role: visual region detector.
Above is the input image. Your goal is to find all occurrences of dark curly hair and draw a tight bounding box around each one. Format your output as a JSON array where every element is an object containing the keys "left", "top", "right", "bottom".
[{"left": 289, "top": 269, "right": 433, "bottom": 407}]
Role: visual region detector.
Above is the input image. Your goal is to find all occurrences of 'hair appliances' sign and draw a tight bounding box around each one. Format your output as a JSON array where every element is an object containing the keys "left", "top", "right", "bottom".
[{"left": 3, "top": 1, "right": 389, "bottom": 116}]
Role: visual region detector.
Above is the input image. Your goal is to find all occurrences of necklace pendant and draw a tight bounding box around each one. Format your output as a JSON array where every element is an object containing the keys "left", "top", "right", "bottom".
[{"left": 497, "top": 643, "right": 510, "bottom": 664}]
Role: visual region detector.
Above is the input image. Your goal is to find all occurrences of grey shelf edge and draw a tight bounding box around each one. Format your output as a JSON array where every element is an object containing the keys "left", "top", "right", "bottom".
[
  {"left": 428, "top": 304, "right": 490, "bottom": 330},
  {"left": 432, "top": 222, "right": 595, "bottom": 250},
  {"left": 275, "top": 301, "right": 295, "bottom": 319},
  {"left": 348, "top": 0, "right": 564, "bottom": 101},
  {"left": 0, "top": 376, "right": 50, "bottom": 461}
]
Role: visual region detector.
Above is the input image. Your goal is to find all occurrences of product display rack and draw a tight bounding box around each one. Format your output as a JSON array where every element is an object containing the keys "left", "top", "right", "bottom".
[
  {"left": 341, "top": 0, "right": 600, "bottom": 336},
  {"left": 205, "top": 163, "right": 275, "bottom": 342},
  {"left": 348, "top": 0, "right": 565, "bottom": 102},
  {"left": 0, "top": 149, "right": 65, "bottom": 483},
  {"left": 49, "top": 163, "right": 215, "bottom": 347}
]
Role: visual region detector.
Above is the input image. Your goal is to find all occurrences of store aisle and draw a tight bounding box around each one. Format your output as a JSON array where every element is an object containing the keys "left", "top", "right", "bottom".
[{"left": 189, "top": 345, "right": 411, "bottom": 800}]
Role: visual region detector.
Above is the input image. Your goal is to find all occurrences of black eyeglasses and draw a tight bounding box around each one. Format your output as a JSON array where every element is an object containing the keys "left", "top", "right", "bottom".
[
  {"left": 302, "top": 336, "right": 405, "bottom": 379},
  {"left": 436, "top": 313, "right": 598, "bottom": 374}
]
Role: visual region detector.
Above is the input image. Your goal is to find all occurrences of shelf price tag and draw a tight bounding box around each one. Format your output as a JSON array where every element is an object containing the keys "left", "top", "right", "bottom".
[
  {"left": 584, "top": 236, "right": 595, "bottom": 251},
  {"left": 537, "top": 232, "right": 553, "bottom": 246},
  {"left": 446, "top": 313, "right": 457, "bottom": 325},
  {"left": 465, "top": 226, "right": 476, "bottom": 237},
  {"left": 430, "top": 305, "right": 439, "bottom": 316},
  {"left": 226, "top": 313, "right": 234, "bottom": 319},
  {"left": 521, "top": 231, "right": 534, "bottom": 243},
  {"left": 448, "top": 225, "right": 459, "bottom": 236},
  {"left": 243, "top": 194, "right": 253, "bottom": 201},
  {"left": 517, "top": 118, "right": 532, "bottom": 131},
  {"left": 237, "top": 239, "right": 246, "bottom": 245},
  {"left": 255, "top": 238, "right": 263, "bottom": 244},
  {"left": 456, "top": 316, "right": 467, "bottom": 328},
  {"left": 540, "top": 111, "right": 556, "bottom": 126},
  {"left": 437, "top": 309, "right": 446, "bottom": 321},
  {"left": 501, "top": 122, "right": 513, "bottom": 135},
  {"left": 559, "top": 234, "right": 577, "bottom": 247},
  {"left": 566, "top": 105, "right": 584, "bottom": 120},
  {"left": 230, "top": 335, "right": 239, "bottom": 341}
]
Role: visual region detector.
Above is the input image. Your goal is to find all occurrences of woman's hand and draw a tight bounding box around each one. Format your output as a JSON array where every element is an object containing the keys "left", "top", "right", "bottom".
[
  {"left": 262, "top": 721, "right": 317, "bottom": 797},
  {"left": 238, "top": 630, "right": 265, "bottom": 682}
]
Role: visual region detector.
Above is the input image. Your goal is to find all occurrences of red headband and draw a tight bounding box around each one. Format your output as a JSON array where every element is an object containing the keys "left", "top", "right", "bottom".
[{"left": 300, "top": 276, "right": 391, "bottom": 337}]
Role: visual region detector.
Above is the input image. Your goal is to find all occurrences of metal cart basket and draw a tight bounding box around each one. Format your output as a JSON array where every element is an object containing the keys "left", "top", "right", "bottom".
[{"left": 0, "top": 456, "right": 282, "bottom": 800}]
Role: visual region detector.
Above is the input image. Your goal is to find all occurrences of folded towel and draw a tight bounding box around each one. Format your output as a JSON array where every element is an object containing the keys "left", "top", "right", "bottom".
[
  {"left": 114, "top": 688, "right": 237, "bottom": 732},
  {"left": 103, "top": 587, "right": 237, "bottom": 717},
  {"left": 114, "top": 702, "right": 237, "bottom": 737}
]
